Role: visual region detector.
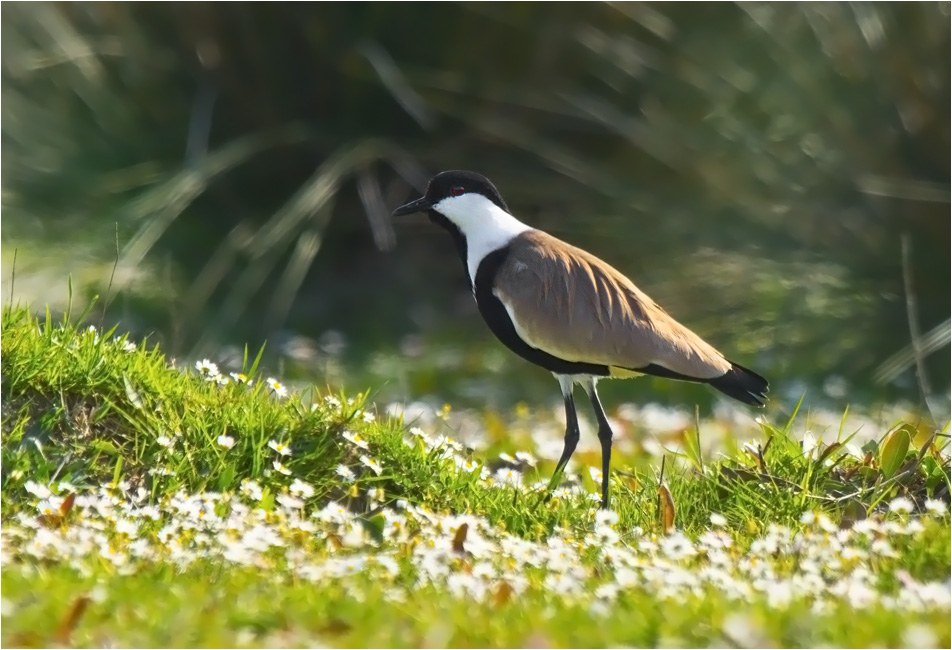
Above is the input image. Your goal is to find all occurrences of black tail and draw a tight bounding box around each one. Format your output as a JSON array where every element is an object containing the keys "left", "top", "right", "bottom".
[{"left": 707, "top": 361, "right": 769, "bottom": 407}]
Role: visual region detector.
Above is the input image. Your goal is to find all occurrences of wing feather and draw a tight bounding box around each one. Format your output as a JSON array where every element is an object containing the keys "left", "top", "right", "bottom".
[{"left": 493, "top": 231, "right": 731, "bottom": 379}]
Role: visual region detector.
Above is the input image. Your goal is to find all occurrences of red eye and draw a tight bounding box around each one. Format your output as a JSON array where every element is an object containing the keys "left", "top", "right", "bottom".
[{"left": 451, "top": 185, "right": 465, "bottom": 196}]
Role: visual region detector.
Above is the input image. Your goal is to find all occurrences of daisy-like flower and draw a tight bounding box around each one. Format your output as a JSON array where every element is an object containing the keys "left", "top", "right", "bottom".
[
  {"left": 362, "top": 411, "right": 376, "bottom": 423},
  {"left": 742, "top": 440, "right": 760, "bottom": 455},
  {"left": 335, "top": 464, "right": 356, "bottom": 482},
  {"left": 924, "top": 499, "right": 948, "bottom": 516},
  {"left": 289, "top": 478, "right": 315, "bottom": 498},
  {"left": 195, "top": 358, "right": 220, "bottom": 378},
  {"left": 889, "top": 496, "right": 915, "bottom": 514},
  {"left": 342, "top": 430, "right": 369, "bottom": 450},
  {"left": 216, "top": 434, "right": 235, "bottom": 449},
  {"left": 710, "top": 512, "right": 728, "bottom": 527},
  {"left": 85, "top": 325, "right": 100, "bottom": 343},
  {"left": 588, "top": 466, "right": 603, "bottom": 483},
  {"left": 276, "top": 493, "right": 305, "bottom": 510},
  {"left": 802, "top": 431, "right": 820, "bottom": 460},
  {"left": 56, "top": 481, "right": 77, "bottom": 493},
  {"left": 595, "top": 509, "right": 619, "bottom": 527},
  {"left": 272, "top": 460, "right": 292, "bottom": 476},
  {"left": 156, "top": 434, "right": 175, "bottom": 448},
  {"left": 359, "top": 455, "right": 383, "bottom": 476},
  {"left": 240, "top": 479, "right": 264, "bottom": 501},
  {"left": 24, "top": 481, "right": 52, "bottom": 499},
  {"left": 455, "top": 457, "right": 479, "bottom": 473},
  {"left": 116, "top": 338, "right": 136, "bottom": 352},
  {"left": 586, "top": 492, "right": 602, "bottom": 503},
  {"left": 324, "top": 395, "right": 342, "bottom": 409},
  {"left": 265, "top": 377, "right": 288, "bottom": 398},
  {"left": 229, "top": 372, "right": 252, "bottom": 385},
  {"left": 515, "top": 451, "right": 538, "bottom": 467},
  {"left": 267, "top": 440, "right": 292, "bottom": 457}
]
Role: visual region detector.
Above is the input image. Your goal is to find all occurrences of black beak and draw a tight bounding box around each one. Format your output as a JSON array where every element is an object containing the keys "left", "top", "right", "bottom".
[{"left": 392, "top": 196, "right": 432, "bottom": 217}]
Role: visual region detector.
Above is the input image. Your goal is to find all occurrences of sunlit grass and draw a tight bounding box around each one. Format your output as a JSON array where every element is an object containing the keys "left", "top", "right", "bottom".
[{"left": 1, "top": 306, "right": 949, "bottom": 647}]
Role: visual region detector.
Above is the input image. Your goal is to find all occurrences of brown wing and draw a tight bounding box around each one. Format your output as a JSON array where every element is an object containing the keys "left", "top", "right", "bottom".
[{"left": 493, "top": 230, "right": 731, "bottom": 379}]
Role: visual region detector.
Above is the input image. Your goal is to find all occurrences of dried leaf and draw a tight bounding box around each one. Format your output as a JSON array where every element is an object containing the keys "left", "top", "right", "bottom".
[
  {"left": 816, "top": 442, "right": 843, "bottom": 466},
  {"left": 658, "top": 483, "right": 676, "bottom": 532},
  {"left": 451, "top": 522, "right": 468, "bottom": 555},
  {"left": 319, "top": 618, "right": 352, "bottom": 636},
  {"left": 54, "top": 595, "right": 91, "bottom": 646},
  {"left": 492, "top": 581, "right": 513, "bottom": 607},
  {"left": 59, "top": 492, "right": 76, "bottom": 517},
  {"left": 37, "top": 513, "right": 63, "bottom": 529},
  {"left": 38, "top": 493, "right": 78, "bottom": 529}
]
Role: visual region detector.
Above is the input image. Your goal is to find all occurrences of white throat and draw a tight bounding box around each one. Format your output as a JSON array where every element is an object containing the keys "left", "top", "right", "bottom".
[{"left": 432, "top": 193, "right": 532, "bottom": 286}]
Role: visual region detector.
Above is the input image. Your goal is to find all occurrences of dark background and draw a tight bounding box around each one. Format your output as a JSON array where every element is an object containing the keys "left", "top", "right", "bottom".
[{"left": 2, "top": 3, "right": 949, "bottom": 412}]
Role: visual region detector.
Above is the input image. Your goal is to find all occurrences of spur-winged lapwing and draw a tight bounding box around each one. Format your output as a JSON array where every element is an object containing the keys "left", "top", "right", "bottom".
[{"left": 393, "top": 170, "right": 768, "bottom": 509}]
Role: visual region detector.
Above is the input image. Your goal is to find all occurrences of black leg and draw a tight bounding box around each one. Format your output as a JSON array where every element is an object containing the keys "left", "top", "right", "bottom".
[
  {"left": 585, "top": 381, "right": 613, "bottom": 510},
  {"left": 545, "top": 376, "right": 580, "bottom": 495}
]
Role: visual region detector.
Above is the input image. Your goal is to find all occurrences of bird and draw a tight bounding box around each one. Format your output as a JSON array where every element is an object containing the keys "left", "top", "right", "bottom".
[{"left": 393, "top": 170, "right": 768, "bottom": 509}]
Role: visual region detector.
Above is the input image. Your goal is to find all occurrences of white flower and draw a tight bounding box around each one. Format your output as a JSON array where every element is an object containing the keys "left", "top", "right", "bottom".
[
  {"left": 802, "top": 431, "right": 820, "bottom": 459},
  {"left": 362, "top": 411, "right": 376, "bottom": 423},
  {"left": 195, "top": 359, "right": 219, "bottom": 378},
  {"left": 454, "top": 457, "right": 479, "bottom": 473},
  {"left": 229, "top": 372, "right": 252, "bottom": 385},
  {"left": 240, "top": 480, "right": 264, "bottom": 501},
  {"left": 515, "top": 451, "right": 538, "bottom": 467},
  {"left": 156, "top": 434, "right": 175, "bottom": 448},
  {"left": 272, "top": 460, "right": 292, "bottom": 476},
  {"left": 586, "top": 492, "right": 601, "bottom": 503},
  {"left": 342, "top": 430, "right": 369, "bottom": 450},
  {"left": 265, "top": 377, "right": 288, "bottom": 398},
  {"left": 335, "top": 465, "right": 355, "bottom": 482},
  {"left": 800, "top": 511, "right": 816, "bottom": 525},
  {"left": 889, "top": 496, "right": 914, "bottom": 514},
  {"left": 85, "top": 325, "right": 100, "bottom": 343},
  {"left": 359, "top": 455, "right": 383, "bottom": 476},
  {"left": 710, "top": 512, "right": 728, "bottom": 527},
  {"left": 595, "top": 510, "right": 619, "bottom": 527},
  {"left": 216, "top": 435, "right": 235, "bottom": 449},
  {"left": 324, "top": 395, "right": 342, "bottom": 409},
  {"left": 588, "top": 466, "right": 603, "bottom": 483},
  {"left": 276, "top": 494, "right": 305, "bottom": 510},
  {"left": 267, "top": 440, "right": 292, "bottom": 457},
  {"left": 289, "top": 479, "right": 315, "bottom": 498},
  {"left": 924, "top": 499, "right": 948, "bottom": 516},
  {"left": 116, "top": 338, "right": 136, "bottom": 352},
  {"left": 24, "top": 481, "right": 52, "bottom": 499}
]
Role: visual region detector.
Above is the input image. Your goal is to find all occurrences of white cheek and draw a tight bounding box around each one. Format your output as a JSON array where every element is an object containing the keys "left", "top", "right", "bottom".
[{"left": 433, "top": 194, "right": 532, "bottom": 286}]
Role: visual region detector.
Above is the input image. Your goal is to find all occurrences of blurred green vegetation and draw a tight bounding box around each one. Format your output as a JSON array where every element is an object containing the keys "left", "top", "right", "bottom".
[{"left": 1, "top": 3, "right": 949, "bottom": 410}]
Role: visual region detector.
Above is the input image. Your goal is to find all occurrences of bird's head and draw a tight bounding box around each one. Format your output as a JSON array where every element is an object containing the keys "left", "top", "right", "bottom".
[{"left": 392, "top": 170, "right": 510, "bottom": 232}]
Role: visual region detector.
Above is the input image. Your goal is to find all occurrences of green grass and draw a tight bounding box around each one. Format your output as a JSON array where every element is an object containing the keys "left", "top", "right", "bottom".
[{"left": 2, "top": 305, "right": 950, "bottom": 648}]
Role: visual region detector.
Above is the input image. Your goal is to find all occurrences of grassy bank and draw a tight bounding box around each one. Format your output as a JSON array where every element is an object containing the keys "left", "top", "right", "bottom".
[{"left": 1, "top": 306, "right": 949, "bottom": 647}]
